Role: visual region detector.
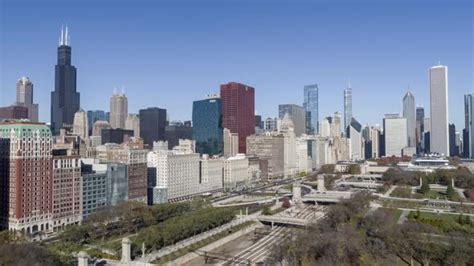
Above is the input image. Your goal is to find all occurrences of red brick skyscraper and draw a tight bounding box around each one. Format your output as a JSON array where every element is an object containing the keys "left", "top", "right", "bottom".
[{"left": 220, "top": 82, "right": 255, "bottom": 154}]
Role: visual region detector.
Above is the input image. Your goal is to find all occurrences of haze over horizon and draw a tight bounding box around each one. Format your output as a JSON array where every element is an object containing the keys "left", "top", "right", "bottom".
[{"left": 1, "top": 0, "right": 472, "bottom": 131}]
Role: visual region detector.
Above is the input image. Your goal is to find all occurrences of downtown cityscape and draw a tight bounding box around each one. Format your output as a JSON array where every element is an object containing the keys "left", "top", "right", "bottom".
[{"left": 0, "top": 0, "right": 473, "bottom": 265}]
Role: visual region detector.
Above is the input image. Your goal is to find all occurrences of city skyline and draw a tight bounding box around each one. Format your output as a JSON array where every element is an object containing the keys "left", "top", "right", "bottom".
[{"left": 1, "top": 0, "right": 472, "bottom": 131}]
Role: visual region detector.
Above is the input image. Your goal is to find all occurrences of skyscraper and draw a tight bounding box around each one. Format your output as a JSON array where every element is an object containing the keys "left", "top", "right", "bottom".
[
  {"left": 464, "top": 94, "right": 474, "bottom": 158},
  {"left": 303, "top": 84, "right": 318, "bottom": 134},
  {"left": 110, "top": 91, "right": 128, "bottom": 129},
  {"left": 15, "top": 77, "right": 39, "bottom": 122},
  {"left": 220, "top": 82, "right": 255, "bottom": 153},
  {"left": 139, "top": 107, "right": 167, "bottom": 147},
  {"left": 347, "top": 117, "right": 363, "bottom": 160},
  {"left": 51, "top": 26, "right": 80, "bottom": 135},
  {"left": 125, "top": 114, "right": 140, "bottom": 137},
  {"left": 449, "top": 124, "right": 459, "bottom": 156},
  {"left": 383, "top": 114, "right": 408, "bottom": 157},
  {"left": 87, "top": 110, "right": 107, "bottom": 132},
  {"left": 192, "top": 95, "right": 223, "bottom": 156},
  {"left": 429, "top": 65, "right": 449, "bottom": 155},
  {"left": 344, "top": 84, "right": 352, "bottom": 134},
  {"left": 416, "top": 107, "right": 425, "bottom": 151},
  {"left": 402, "top": 91, "right": 416, "bottom": 147},
  {"left": 278, "top": 104, "right": 306, "bottom": 136},
  {"left": 0, "top": 121, "right": 53, "bottom": 233},
  {"left": 73, "top": 108, "right": 88, "bottom": 140}
]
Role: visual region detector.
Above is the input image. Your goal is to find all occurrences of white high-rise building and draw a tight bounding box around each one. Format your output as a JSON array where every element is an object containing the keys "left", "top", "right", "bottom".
[
  {"left": 125, "top": 114, "right": 140, "bottom": 137},
  {"left": 320, "top": 118, "right": 330, "bottom": 138},
  {"left": 110, "top": 91, "right": 128, "bottom": 129},
  {"left": 223, "top": 154, "right": 249, "bottom": 190},
  {"left": 403, "top": 91, "right": 416, "bottom": 147},
  {"left": 384, "top": 114, "right": 408, "bottom": 157},
  {"left": 73, "top": 109, "right": 88, "bottom": 140},
  {"left": 280, "top": 113, "right": 297, "bottom": 176},
  {"left": 430, "top": 65, "right": 449, "bottom": 155},
  {"left": 223, "top": 128, "right": 238, "bottom": 157},
  {"left": 296, "top": 137, "right": 309, "bottom": 173},
  {"left": 344, "top": 83, "right": 352, "bottom": 135},
  {"left": 199, "top": 155, "right": 224, "bottom": 193},
  {"left": 347, "top": 117, "right": 363, "bottom": 161},
  {"left": 148, "top": 149, "right": 200, "bottom": 201}
]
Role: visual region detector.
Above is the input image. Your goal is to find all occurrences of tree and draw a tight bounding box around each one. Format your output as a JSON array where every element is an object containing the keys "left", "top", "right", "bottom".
[
  {"left": 446, "top": 180, "right": 455, "bottom": 200},
  {"left": 319, "top": 164, "right": 335, "bottom": 174},
  {"left": 420, "top": 177, "right": 430, "bottom": 195},
  {"left": 347, "top": 164, "right": 361, "bottom": 175},
  {"left": 262, "top": 206, "right": 272, "bottom": 215}
]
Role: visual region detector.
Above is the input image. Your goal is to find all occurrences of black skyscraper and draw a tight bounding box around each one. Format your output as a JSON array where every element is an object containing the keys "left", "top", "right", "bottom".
[
  {"left": 139, "top": 107, "right": 167, "bottom": 147},
  {"left": 51, "top": 26, "right": 80, "bottom": 135}
]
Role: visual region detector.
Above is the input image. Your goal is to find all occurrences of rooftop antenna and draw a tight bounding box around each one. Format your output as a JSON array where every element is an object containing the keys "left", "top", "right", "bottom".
[
  {"left": 60, "top": 25, "right": 64, "bottom": 45},
  {"left": 65, "top": 25, "right": 69, "bottom": 46},
  {"left": 347, "top": 79, "right": 351, "bottom": 89},
  {"left": 121, "top": 85, "right": 125, "bottom": 94}
]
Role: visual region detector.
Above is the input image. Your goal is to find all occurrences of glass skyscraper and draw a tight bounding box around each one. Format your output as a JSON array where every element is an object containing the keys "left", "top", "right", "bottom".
[
  {"left": 87, "top": 110, "right": 107, "bottom": 130},
  {"left": 192, "top": 96, "right": 223, "bottom": 155},
  {"left": 344, "top": 85, "right": 352, "bottom": 134},
  {"left": 303, "top": 84, "right": 318, "bottom": 134}
]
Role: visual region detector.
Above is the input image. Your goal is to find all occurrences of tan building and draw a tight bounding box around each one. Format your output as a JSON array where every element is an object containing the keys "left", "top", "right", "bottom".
[{"left": 110, "top": 91, "right": 128, "bottom": 129}]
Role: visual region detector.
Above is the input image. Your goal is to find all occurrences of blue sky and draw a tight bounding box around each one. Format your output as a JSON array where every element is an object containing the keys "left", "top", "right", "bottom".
[{"left": 1, "top": 0, "right": 472, "bottom": 131}]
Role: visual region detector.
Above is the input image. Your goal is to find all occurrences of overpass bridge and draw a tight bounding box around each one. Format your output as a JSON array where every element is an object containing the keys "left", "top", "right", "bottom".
[
  {"left": 301, "top": 191, "right": 354, "bottom": 203},
  {"left": 257, "top": 215, "right": 309, "bottom": 227}
]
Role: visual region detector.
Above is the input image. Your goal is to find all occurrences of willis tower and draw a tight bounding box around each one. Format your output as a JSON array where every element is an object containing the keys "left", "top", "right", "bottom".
[{"left": 51, "top": 26, "right": 80, "bottom": 135}]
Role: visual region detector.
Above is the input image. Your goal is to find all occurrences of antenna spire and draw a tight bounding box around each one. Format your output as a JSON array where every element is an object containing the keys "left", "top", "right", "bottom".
[
  {"left": 65, "top": 25, "right": 69, "bottom": 46},
  {"left": 60, "top": 25, "right": 64, "bottom": 45}
]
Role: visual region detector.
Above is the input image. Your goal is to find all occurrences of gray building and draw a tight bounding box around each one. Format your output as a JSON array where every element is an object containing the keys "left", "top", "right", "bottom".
[
  {"left": 383, "top": 114, "right": 407, "bottom": 157},
  {"left": 464, "top": 94, "right": 474, "bottom": 158},
  {"left": 416, "top": 107, "right": 425, "bottom": 151},
  {"left": 303, "top": 84, "right": 318, "bottom": 134},
  {"left": 82, "top": 162, "right": 107, "bottom": 218},
  {"left": 106, "top": 163, "right": 128, "bottom": 206},
  {"left": 402, "top": 91, "right": 416, "bottom": 147},
  {"left": 278, "top": 104, "right": 306, "bottom": 136},
  {"left": 429, "top": 65, "right": 449, "bottom": 155},
  {"left": 344, "top": 84, "right": 352, "bottom": 135},
  {"left": 15, "top": 77, "right": 39, "bottom": 122}
]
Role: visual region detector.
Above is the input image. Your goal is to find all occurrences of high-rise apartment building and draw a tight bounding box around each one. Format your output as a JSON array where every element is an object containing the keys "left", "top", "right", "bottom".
[
  {"left": 383, "top": 114, "right": 408, "bottom": 157},
  {"left": 51, "top": 26, "right": 80, "bottom": 135},
  {"left": 192, "top": 95, "right": 223, "bottom": 156},
  {"left": 110, "top": 91, "right": 128, "bottom": 129},
  {"left": 344, "top": 84, "right": 353, "bottom": 134},
  {"left": 220, "top": 82, "right": 255, "bottom": 153},
  {"left": 15, "top": 77, "right": 39, "bottom": 122},
  {"left": 403, "top": 91, "right": 416, "bottom": 147},
  {"left": 139, "top": 107, "right": 167, "bottom": 147},
  {"left": 0, "top": 122, "right": 53, "bottom": 233},
  {"left": 278, "top": 104, "right": 306, "bottom": 136},
  {"left": 303, "top": 84, "right": 319, "bottom": 134},
  {"left": 429, "top": 65, "right": 449, "bottom": 155}
]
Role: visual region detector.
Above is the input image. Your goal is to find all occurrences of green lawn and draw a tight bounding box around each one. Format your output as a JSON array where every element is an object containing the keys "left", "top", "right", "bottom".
[{"left": 408, "top": 211, "right": 474, "bottom": 235}]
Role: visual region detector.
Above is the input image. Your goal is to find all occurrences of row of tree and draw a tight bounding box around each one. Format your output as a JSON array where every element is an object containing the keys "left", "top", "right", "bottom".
[
  {"left": 132, "top": 207, "right": 235, "bottom": 256},
  {"left": 383, "top": 167, "right": 474, "bottom": 189},
  {"left": 269, "top": 192, "right": 474, "bottom": 265}
]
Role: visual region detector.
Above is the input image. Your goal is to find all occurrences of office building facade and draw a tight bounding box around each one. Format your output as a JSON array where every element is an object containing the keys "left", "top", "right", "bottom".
[
  {"left": 383, "top": 114, "right": 408, "bottom": 157},
  {"left": 15, "top": 77, "right": 39, "bottom": 122},
  {"left": 429, "top": 65, "right": 449, "bottom": 155},
  {"left": 303, "top": 84, "right": 319, "bottom": 134},
  {"left": 139, "top": 107, "right": 167, "bottom": 147},
  {"left": 110, "top": 91, "right": 128, "bottom": 129},
  {"left": 402, "top": 91, "right": 416, "bottom": 147},
  {"left": 220, "top": 82, "right": 255, "bottom": 153},
  {"left": 193, "top": 96, "right": 223, "bottom": 156},
  {"left": 278, "top": 104, "right": 306, "bottom": 136}
]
